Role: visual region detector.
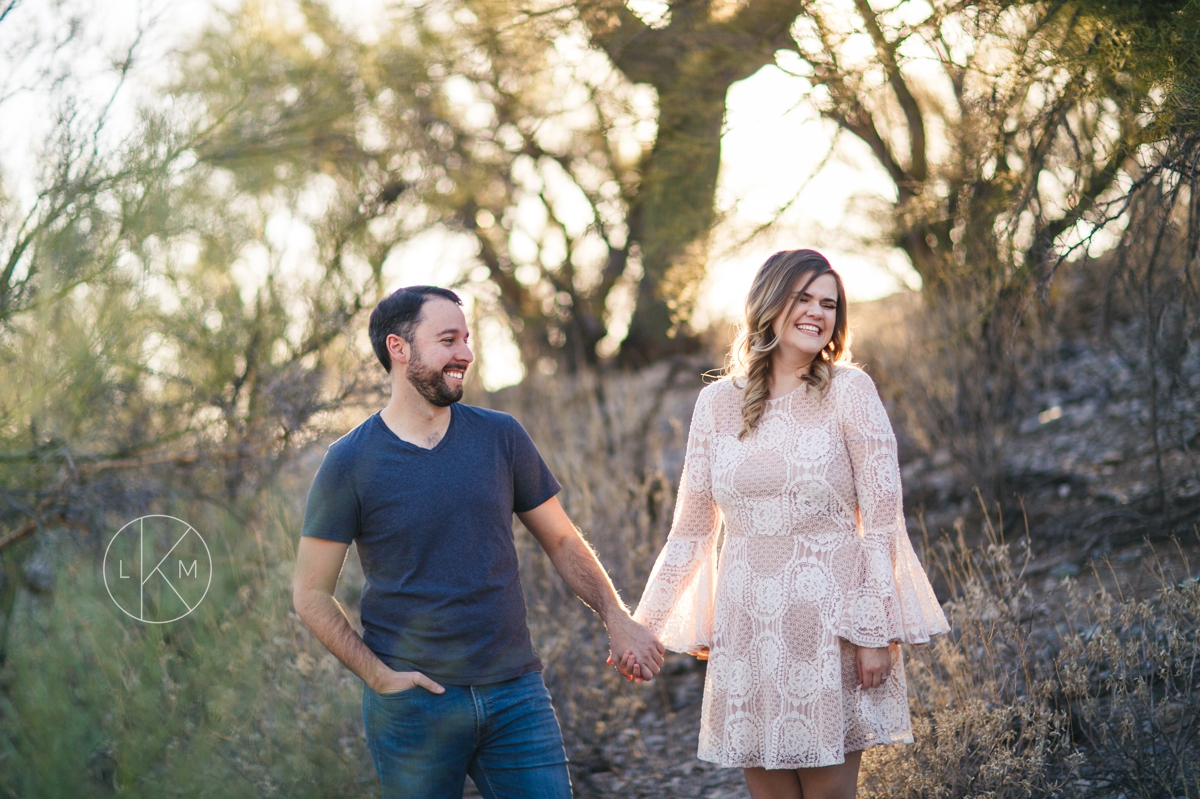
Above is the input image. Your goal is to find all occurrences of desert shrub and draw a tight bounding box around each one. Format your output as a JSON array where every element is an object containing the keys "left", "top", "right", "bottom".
[
  {"left": 1054, "top": 555, "right": 1200, "bottom": 799},
  {"left": 860, "top": 499, "right": 1199, "bottom": 799},
  {"left": 849, "top": 288, "right": 1057, "bottom": 505},
  {"left": 860, "top": 507, "right": 1080, "bottom": 799}
]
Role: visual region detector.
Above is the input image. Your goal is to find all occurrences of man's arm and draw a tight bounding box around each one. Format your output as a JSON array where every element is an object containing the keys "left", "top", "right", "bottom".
[
  {"left": 517, "top": 496, "right": 665, "bottom": 681},
  {"left": 292, "top": 537, "right": 444, "bottom": 695}
]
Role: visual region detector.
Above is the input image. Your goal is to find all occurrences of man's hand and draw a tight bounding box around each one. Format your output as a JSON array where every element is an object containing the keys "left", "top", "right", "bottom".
[
  {"left": 605, "top": 614, "right": 665, "bottom": 683},
  {"left": 374, "top": 669, "right": 445, "bottom": 696},
  {"left": 856, "top": 644, "right": 894, "bottom": 689}
]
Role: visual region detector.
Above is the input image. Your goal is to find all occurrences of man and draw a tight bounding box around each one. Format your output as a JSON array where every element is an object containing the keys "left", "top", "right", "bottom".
[{"left": 293, "top": 285, "right": 665, "bottom": 799}]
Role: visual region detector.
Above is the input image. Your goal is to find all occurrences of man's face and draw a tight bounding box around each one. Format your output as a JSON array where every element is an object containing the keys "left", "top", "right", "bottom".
[{"left": 403, "top": 299, "right": 473, "bottom": 407}]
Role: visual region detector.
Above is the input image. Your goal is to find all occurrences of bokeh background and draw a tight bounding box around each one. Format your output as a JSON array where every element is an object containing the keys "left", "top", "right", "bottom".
[{"left": 0, "top": 1, "right": 1197, "bottom": 796}]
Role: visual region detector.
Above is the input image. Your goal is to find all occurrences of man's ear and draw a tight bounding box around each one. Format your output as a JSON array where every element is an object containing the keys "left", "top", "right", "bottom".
[{"left": 386, "top": 333, "right": 410, "bottom": 370}]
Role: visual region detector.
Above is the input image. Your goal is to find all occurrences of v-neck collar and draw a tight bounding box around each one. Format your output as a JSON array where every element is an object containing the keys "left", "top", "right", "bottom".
[{"left": 373, "top": 404, "right": 457, "bottom": 454}]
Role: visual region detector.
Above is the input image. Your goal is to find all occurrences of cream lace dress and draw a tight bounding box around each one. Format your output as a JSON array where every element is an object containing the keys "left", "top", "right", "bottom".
[{"left": 633, "top": 367, "right": 949, "bottom": 769}]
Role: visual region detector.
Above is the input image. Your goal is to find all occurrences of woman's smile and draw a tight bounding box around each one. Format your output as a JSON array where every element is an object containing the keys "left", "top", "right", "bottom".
[{"left": 774, "top": 272, "right": 839, "bottom": 360}]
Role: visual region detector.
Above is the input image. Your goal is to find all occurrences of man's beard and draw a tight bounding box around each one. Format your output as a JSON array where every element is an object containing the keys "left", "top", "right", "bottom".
[{"left": 405, "top": 345, "right": 464, "bottom": 407}]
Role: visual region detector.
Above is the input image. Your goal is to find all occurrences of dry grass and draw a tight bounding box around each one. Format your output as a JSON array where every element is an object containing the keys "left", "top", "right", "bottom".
[
  {"left": 493, "top": 369, "right": 1200, "bottom": 799},
  {"left": 1054, "top": 555, "right": 1200, "bottom": 799},
  {"left": 0, "top": 364, "right": 1197, "bottom": 798}
]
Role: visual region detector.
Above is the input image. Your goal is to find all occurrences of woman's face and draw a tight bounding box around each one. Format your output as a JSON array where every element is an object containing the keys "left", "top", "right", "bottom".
[{"left": 771, "top": 272, "right": 838, "bottom": 364}]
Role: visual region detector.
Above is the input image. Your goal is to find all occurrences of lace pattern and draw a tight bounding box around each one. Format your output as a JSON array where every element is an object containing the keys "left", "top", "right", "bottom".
[{"left": 634, "top": 367, "right": 949, "bottom": 769}]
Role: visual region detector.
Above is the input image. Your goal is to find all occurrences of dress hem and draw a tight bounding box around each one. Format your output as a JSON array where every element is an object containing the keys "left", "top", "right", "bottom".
[{"left": 696, "top": 733, "right": 915, "bottom": 770}]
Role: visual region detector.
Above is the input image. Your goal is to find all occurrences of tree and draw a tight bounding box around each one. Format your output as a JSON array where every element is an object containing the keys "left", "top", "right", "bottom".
[
  {"left": 0, "top": 0, "right": 370, "bottom": 575},
  {"left": 179, "top": 0, "right": 817, "bottom": 371},
  {"left": 181, "top": 0, "right": 640, "bottom": 371},
  {"left": 1060, "top": 0, "right": 1200, "bottom": 511},
  {"left": 577, "top": 0, "right": 804, "bottom": 363},
  {"left": 768, "top": 0, "right": 1196, "bottom": 495}
]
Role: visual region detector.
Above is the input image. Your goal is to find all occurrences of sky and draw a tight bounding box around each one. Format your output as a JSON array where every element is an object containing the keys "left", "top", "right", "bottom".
[{"left": 0, "top": 0, "right": 918, "bottom": 388}]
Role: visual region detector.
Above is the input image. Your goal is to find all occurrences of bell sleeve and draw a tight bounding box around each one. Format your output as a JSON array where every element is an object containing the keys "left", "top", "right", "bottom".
[
  {"left": 633, "top": 384, "right": 723, "bottom": 653},
  {"left": 836, "top": 369, "right": 950, "bottom": 648}
]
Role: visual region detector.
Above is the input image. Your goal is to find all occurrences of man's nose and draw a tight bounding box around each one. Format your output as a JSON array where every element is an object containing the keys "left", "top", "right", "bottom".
[{"left": 457, "top": 341, "right": 475, "bottom": 363}]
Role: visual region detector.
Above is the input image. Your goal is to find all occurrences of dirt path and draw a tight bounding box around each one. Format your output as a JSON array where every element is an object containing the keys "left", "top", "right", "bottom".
[{"left": 571, "top": 654, "right": 749, "bottom": 799}]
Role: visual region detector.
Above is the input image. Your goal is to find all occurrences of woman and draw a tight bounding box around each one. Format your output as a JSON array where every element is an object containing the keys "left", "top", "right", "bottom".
[{"left": 627, "top": 250, "right": 949, "bottom": 799}]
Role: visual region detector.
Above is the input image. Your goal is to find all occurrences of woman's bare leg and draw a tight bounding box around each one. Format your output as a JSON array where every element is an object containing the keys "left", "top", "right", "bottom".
[
  {"left": 795, "top": 750, "right": 862, "bottom": 799},
  {"left": 743, "top": 767, "right": 802, "bottom": 799},
  {"left": 743, "top": 749, "right": 862, "bottom": 799}
]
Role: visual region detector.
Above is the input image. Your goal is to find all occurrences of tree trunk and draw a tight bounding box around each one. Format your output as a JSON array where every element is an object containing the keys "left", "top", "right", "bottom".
[
  {"left": 620, "top": 80, "right": 726, "bottom": 365},
  {"left": 579, "top": 0, "right": 803, "bottom": 366}
]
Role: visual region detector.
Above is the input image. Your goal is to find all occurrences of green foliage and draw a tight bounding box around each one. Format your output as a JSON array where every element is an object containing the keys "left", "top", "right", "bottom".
[
  {"left": 176, "top": 0, "right": 657, "bottom": 371},
  {"left": 0, "top": 5, "right": 376, "bottom": 696},
  {"left": 0, "top": 496, "right": 374, "bottom": 797}
]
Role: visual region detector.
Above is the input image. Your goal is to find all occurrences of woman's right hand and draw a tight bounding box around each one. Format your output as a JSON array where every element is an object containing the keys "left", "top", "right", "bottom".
[
  {"left": 607, "top": 651, "right": 639, "bottom": 682},
  {"left": 374, "top": 669, "right": 445, "bottom": 696}
]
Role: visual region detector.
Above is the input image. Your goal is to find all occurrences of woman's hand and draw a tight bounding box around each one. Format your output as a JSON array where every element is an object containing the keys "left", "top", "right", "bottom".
[
  {"left": 856, "top": 644, "right": 893, "bottom": 689},
  {"left": 608, "top": 650, "right": 649, "bottom": 682}
]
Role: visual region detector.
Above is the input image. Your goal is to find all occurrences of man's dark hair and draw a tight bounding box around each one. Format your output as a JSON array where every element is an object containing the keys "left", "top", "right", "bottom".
[{"left": 368, "top": 286, "right": 462, "bottom": 372}]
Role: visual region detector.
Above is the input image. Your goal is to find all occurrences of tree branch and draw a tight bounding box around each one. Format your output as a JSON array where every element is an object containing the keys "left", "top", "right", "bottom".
[
  {"left": 575, "top": 0, "right": 664, "bottom": 85},
  {"left": 853, "top": 0, "right": 927, "bottom": 184}
]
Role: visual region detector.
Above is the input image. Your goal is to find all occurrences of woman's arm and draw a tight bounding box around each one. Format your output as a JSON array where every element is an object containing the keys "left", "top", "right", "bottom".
[{"left": 629, "top": 385, "right": 724, "bottom": 659}]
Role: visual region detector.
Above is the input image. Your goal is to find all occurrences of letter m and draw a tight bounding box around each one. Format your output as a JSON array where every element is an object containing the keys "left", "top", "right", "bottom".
[{"left": 179, "top": 560, "right": 198, "bottom": 579}]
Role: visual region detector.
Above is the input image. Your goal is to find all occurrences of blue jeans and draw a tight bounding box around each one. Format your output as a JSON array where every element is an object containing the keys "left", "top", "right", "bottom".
[{"left": 362, "top": 671, "right": 572, "bottom": 799}]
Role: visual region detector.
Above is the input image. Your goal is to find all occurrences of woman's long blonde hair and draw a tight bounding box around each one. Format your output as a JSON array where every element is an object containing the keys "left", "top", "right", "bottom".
[{"left": 725, "top": 250, "right": 851, "bottom": 438}]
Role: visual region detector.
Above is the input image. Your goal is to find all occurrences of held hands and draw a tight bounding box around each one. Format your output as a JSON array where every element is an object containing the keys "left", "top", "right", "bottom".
[
  {"left": 856, "top": 644, "right": 894, "bottom": 689},
  {"left": 605, "top": 614, "right": 665, "bottom": 684},
  {"left": 609, "top": 650, "right": 656, "bottom": 683},
  {"left": 373, "top": 668, "right": 445, "bottom": 696}
]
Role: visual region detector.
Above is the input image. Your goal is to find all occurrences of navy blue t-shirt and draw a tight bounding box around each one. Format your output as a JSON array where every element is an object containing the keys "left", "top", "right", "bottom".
[{"left": 300, "top": 403, "right": 561, "bottom": 685}]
